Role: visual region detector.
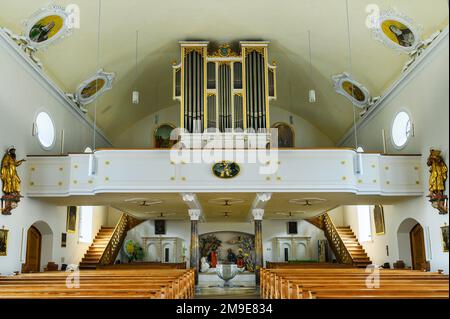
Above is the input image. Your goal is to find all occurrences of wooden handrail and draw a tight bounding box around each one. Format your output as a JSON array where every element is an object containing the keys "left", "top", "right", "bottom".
[
  {"left": 98, "top": 213, "right": 143, "bottom": 266},
  {"left": 311, "top": 213, "right": 354, "bottom": 265}
]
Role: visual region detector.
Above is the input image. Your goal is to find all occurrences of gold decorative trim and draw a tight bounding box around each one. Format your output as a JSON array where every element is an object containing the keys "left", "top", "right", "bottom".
[
  {"left": 184, "top": 47, "right": 204, "bottom": 56},
  {"left": 210, "top": 43, "right": 239, "bottom": 58},
  {"left": 245, "top": 47, "right": 264, "bottom": 56}
]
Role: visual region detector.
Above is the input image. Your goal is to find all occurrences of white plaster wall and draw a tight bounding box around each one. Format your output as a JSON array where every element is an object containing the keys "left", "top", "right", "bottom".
[
  {"left": 113, "top": 105, "right": 335, "bottom": 148},
  {"left": 339, "top": 33, "right": 449, "bottom": 274},
  {"left": 0, "top": 36, "right": 111, "bottom": 274}
]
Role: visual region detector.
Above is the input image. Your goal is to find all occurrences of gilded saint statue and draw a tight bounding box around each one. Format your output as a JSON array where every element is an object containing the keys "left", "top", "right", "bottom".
[
  {"left": 427, "top": 149, "right": 448, "bottom": 214},
  {"left": 1, "top": 147, "right": 25, "bottom": 195}
]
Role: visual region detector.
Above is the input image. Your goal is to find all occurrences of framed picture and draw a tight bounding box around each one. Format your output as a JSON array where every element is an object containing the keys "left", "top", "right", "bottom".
[
  {"left": 441, "top": 225, "right": 449, "bottom": 253},
  {"left": 287, "top": 222, "right": 298, "bottom": 234},
  {"left": 0, "top": 229, "right": 9, "bottom": 256},
  {"left": 66, "top": 206, "right": 77, "bottom": 233},
  {"left": 155, "top": 220, "right": 166, "bottom": 235},
  {"left": 61, "top": 233, "right": 67, "bottom": 248},
  {"left": 373, "top": 205, "right": 386, "bottom": 235}
]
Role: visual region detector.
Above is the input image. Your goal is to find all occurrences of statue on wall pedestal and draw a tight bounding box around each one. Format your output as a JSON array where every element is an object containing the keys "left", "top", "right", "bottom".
[
  {"left": 1, "top": 147, "right": 25, "bottom": 215},
  {"left": 427, "top": 149, "right": 448, "bottom": 214}
]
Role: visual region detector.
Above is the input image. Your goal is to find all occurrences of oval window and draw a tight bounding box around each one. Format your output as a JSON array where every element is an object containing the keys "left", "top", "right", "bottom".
[
  {"left": 392, "top": 111, "right": 412, "bottom": 149},
  {"left": 35, "top": 111, "right": 55, "bottom": 149}
]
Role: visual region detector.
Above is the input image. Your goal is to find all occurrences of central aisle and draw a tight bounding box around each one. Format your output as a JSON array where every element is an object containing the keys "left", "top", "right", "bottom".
[{"left": 195, "top": 287, "right": 260, "bottom": 299}]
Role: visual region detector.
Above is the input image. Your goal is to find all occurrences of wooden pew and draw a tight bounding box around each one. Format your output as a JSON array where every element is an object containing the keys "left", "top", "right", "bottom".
[
  {"left": 261, "top": 267, "right": 449, "bottom": 299},
  {"left": 0, "top": 268, "right": 195, "bottom": 299}
]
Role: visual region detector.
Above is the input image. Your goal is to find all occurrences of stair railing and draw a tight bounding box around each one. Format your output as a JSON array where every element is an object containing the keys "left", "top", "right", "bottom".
[
  {"left": 317, "top": 213, "right": 354, "bottom": 265},
  {"left": 99, "top": 213, "right": 142, "bottom": 265}
]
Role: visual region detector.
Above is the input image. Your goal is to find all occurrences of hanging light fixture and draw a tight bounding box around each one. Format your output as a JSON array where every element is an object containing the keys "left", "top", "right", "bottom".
[
  {"left": 132, "top": 30, "right": 140, "bottom": 104},
  {"left": 308, "top": 30, "right": 316, "bottom": 103}
]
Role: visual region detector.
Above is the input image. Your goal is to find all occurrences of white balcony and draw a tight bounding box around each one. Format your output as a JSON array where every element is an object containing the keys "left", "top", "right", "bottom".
[{"left": 26, "top": 149, "right": 423, "bottom": 197}]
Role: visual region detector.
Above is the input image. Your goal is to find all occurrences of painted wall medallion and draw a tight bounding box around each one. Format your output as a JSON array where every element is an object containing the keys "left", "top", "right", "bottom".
[
  {"left": 24, "top": 5, "right": 74, "bottom": 49},
  {"left": 369, "top": 9, "right": 421, "bottom": 53},
  {"left": 332, "top": 73, "right": 370, "bottom": 108},
  {"left": 75, "top": 69, "right": 115, "bottom": 105},
  {"left": 212, "top": 161, "right": 240, "bottom": 179}
]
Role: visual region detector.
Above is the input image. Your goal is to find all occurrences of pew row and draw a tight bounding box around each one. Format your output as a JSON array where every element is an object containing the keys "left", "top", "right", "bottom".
[
  {"left": 261, "top": 268, "right": 449, "bottom": 299},
  {"left": 0, "top": 269, "right": 195, "bottom": 299}
]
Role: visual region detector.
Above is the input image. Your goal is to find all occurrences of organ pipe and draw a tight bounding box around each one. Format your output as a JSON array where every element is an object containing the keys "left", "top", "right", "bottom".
[{"left": 173, "top": 41, "right": 276, "bottom": 133}]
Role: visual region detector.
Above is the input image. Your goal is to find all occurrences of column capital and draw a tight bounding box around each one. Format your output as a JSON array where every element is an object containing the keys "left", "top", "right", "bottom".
[
  {"left": 256, "top": 193, "right": 272, "bottom": 203},
  {"left": 252, "top": 208, "right": 265, "bottom": 221},
  {"left": 188, "top": 209, "right": 201, "bottom": 221}
]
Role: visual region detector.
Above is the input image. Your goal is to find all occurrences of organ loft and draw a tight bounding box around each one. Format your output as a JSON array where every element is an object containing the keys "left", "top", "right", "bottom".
[{"left": 172, "top": 41, "right": 277, "bottom": 148}]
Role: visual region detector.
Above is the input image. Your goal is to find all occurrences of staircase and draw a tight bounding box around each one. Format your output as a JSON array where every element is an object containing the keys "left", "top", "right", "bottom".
[
  {"left": 79, "top": 227, "right": 115, "bottom": 269},
  {"left": 335, "top": 226, "right": 372, "bottom": 267},
  {"left": 307, "top": 213, "right": 372, "bottom": 267},
  {"left": 79, "top": 213, "right": 144, "bottom": 270}
]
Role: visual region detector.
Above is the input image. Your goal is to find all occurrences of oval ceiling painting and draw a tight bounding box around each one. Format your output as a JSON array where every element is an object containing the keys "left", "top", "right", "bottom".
[
  {"left": 381, "top": 20, "right": 416, "bottom": 48},
  {"left": 341, "top": 81, "right": 366, "bottom": 102},
  {"left": 80, "top": 79, "right": 106, "bottom": 100},
  {"left": 24, "top": 5, "right": 73, "bottom": 48},
  {"left": 370, "top": 9, "right": 421, "bottom": 53},
  {"left": 332, "top": 73, "right": 370, "bottom": 109},
  {"left": 212, "top": 161, "right": 240, "bottom": 179},
  {"left": 75, "top": 70, "right": 115, "bottom": 105}
]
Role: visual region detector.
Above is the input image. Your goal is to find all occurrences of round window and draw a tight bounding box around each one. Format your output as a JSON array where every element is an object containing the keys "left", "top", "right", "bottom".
[
  {"left": 35, "top": 111, "right": 55, "bottom": 149},
  {"left": 391, "top": 111, "right": 412, "bottom": 149}
]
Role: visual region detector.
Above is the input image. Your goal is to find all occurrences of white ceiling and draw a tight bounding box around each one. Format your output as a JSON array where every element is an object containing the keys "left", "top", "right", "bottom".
[
  {"left": 0, "top": 0, "right": 448, "bottom": 143},
  {"left": 43, "top": 192, "right": 415, "bottom": 222}
]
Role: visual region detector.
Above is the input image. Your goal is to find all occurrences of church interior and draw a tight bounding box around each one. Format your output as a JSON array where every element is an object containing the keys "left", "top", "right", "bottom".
[{"left": 0, "top": 0, "right": 449, "bottom": 300}]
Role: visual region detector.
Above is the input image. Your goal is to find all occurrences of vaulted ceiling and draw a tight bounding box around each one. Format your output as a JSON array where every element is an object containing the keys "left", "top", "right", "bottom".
[{"left": 0, "top": 0, "right": 448, "bottom": 143}]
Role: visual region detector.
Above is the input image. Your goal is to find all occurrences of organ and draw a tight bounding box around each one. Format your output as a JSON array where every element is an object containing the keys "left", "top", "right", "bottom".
[{"left": 172, "top": 41, "right": 277, "bottom": 148}]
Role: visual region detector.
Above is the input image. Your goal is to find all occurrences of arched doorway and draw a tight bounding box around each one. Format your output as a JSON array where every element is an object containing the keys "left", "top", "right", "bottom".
[
  {"left": 25, "top": 226, "right": 41, "bottom": 272},
  {"left": 271, "top": 122, "right": 295, "bottom": 148},
  {"left": 410, "top": 224, "right": 426, "bottom": 270},
  {"left": 154, "top": 123, "right": 176, "bottom": 148},
  {"left": 24, "top": 221, "right": 53, "bottom": 273},
  {"left": 397, "top": 218, "right": 427, "bottom": 270}
]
